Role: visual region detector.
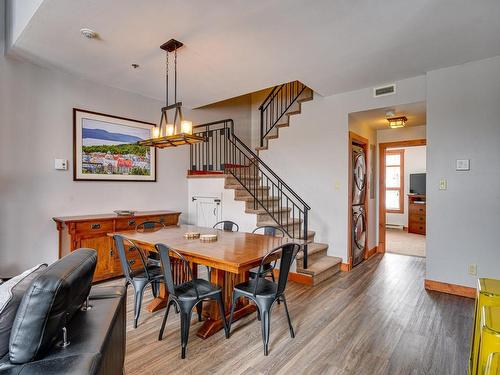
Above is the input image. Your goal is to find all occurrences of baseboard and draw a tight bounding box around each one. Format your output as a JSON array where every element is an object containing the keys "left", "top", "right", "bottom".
[
  {"left": 274, "top": 270, "right": 313, "bottom": 286},
  {"left": 365, "top": 246, "right": 377, "bottom": 259},
  {"left": 340, "top": 263, "right": 351, "bottom": 272},
  {"left": 424, "top": 279, "right": 476, "bottom": 299},
  {"left": 403, "top": 226, "right": 408, "bottom": 232}
]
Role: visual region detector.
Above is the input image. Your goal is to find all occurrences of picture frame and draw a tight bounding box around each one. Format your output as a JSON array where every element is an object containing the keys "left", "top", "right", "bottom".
[{"left": 73, "top": 108, "right": 157, "bottom": 182}]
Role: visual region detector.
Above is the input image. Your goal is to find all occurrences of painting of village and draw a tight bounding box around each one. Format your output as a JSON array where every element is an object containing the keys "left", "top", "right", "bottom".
[{"left": 74, "top": 109, "right": 156, "bottom": 181}]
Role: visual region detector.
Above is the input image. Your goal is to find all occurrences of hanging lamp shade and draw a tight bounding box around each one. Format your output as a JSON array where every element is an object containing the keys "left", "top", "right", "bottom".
[{"left": 138, "top": 39, "right": 205, "bottom": 148}]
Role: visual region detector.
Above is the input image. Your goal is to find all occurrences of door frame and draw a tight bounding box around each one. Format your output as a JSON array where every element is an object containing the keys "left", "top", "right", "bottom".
[
  {"left": 378, "top": 139, "right": 426, "bottom": 253},
  {"left": 348, "top": 131, "right": 369, "bottom": 270}
]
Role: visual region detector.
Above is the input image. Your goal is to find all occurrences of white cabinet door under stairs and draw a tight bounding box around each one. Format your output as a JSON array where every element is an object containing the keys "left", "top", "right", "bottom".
[{"left": 192, "top": 196, "right": 222, "bottom": 228}]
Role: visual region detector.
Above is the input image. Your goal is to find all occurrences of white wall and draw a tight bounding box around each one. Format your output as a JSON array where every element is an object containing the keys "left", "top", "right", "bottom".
[
  {"left": 186, "top": 177, "right": 257, "bottom": 232},
  {"left": 257, "top": 75, "right": 426, "bottom": 262},
  {"left": 385, "top": 146, "right": 426, "bottom": 226},
  {"left": 377, "top": 125, "right": 426, "bottom": 143},
  {"left": 0, "top": 1, "right": 253, "bottom": 276},
  {"left": 426, "top": 56, "right": 500, "bottom": 287}
]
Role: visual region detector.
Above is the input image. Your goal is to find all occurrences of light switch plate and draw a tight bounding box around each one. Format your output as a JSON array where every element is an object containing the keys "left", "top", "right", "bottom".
[
  {"left": 468, "top": 264, "right": 477, "bottom": 276},
  {"left": 456, "top": 159, "right": 470, "bottom": 171},
  {"left": 439, "top": 179, "right": 447, "bottom": 190},
  {"left": 54, "top": 159, "right": 68, "bottom": 170}
]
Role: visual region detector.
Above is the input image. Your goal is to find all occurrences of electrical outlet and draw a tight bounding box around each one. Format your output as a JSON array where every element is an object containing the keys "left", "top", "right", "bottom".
[
  {"left": 54, "top": 159, "right": 68, "bottom": 170},
  {"left": 468, "top": 264, "right": 477, "bottom": 276},
  {"left": 439, "top": 179, "right": 447, "bottom": 190}
]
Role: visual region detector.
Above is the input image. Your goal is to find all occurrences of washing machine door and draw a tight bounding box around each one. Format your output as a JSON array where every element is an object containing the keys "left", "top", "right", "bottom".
[
  {"left": 352, "top": 206, "right": 366, "bottom": 266},
  {"left": 352, "top": 147, "right": 366, "bottom": 205}
]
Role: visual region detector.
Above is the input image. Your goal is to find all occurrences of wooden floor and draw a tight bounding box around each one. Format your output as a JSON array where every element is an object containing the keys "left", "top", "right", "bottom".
[{"left": 114, "top": 253, "right": 474, "bottom": 374}]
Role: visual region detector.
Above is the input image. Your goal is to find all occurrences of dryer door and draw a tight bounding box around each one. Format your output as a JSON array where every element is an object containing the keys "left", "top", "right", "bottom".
[
  {"left": 352, "top": 147, "right": 367, "bottom": 205},
  {"left": 352, "top": 206, "right": 366, "bottom": 266}
]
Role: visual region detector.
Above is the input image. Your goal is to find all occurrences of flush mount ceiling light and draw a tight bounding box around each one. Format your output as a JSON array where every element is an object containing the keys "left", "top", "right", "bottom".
[
  {"left": 387, "top": 116, "right": 408, "bottom": 129},
  {"left": 138, "top": 39, "right": 205, "bottom": 148}
]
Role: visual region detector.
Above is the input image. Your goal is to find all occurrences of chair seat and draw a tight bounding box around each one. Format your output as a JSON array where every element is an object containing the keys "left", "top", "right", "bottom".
[
  {"left": 249, "top": 263, "right": 274, "bottom": 278},
  {"left": 130, "top": 265, "right": 163, "bottom": 280},
  {"left": 234, "top": 278, "right": 278, "bottom": 299},
  {"left": 175, "top": 279, "right": 221, "bottom": 300}
]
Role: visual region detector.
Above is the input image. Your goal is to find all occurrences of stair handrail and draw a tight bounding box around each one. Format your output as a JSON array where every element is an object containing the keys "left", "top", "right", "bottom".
[
  {"left": 193, "top": 119, "right": 310, "bottom": 210},
  {"left": 259, "top": 81, "right": 307, "bottom": 147},
  {"left": 191, "top": 119, "right": 310, "bottom": 268}
]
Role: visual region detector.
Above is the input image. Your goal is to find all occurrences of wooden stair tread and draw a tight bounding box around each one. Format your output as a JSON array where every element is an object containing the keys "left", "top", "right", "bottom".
[
  {"left": 257, "top": 218, "right": 303, "bottom": 226},
  {"left": 245, "top": 207, "right": 291, "bottom": 214},
  {"left": 296, "top": 242, "right": 328, "bottom": 260},
  {"left": 225, "top": 184, "right": 269, "bottom": 190},
  {"left": 296, "top": 255, "right": 342, "bottom": 276},
  {"left": 234, "top": 195, "right": 280, "bottom": 202}
]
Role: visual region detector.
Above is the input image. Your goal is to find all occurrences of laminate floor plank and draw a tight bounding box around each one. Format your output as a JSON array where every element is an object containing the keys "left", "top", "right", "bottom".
[{"left": 104, "top": 253, "right": 473, "bottom": 374}]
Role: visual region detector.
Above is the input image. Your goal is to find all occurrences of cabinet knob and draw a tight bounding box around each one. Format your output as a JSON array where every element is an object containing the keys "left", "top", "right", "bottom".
[
  {"left": 91, "top": 223, "right": 101, "bottom": 230},
  {"left": 128, "top": 220, "right": 136, "bottom": 226}
]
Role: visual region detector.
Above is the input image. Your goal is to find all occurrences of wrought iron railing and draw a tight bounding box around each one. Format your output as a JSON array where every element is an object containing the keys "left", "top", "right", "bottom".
[
  {"left": 190, "top": 119, "right": 310, "bottom": 268},
  {"left": 259, "top": 81, "right": 307, "bottom": 147}
]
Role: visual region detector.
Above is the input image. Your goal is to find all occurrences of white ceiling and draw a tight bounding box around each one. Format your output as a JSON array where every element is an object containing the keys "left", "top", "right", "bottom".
[
  {"left": 349, "top": 101, "right": 426, "bottom": 130},
  {"left": 9, "top": 0, "right": 500, "bottom": 108}
]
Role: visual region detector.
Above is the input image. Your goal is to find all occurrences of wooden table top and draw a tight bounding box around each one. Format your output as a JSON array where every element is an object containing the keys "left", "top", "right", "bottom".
[{"left": 111, "top": 225, "right": 303, "bottom": 273}]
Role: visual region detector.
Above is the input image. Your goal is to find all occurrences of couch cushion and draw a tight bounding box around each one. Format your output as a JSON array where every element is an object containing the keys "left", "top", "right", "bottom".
[
  {"left": 0, "top": 264, "right": 47, "bottom": 358},
  {"left": 8, "top": 249, "right": 97, "bottom": 364}
]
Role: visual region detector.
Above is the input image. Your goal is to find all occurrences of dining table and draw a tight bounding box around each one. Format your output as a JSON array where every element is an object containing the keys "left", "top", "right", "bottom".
[{"left": 111, "top": 224, "right": 302, "bottom": 339}]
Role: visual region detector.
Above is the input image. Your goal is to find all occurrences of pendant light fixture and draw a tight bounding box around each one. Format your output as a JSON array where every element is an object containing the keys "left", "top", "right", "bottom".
[{"left": 138, "top": 39, "right": 205, "bottom": 148}]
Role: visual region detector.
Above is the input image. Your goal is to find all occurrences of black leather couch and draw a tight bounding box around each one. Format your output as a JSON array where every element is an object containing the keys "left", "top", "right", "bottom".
[{"left": 0, "top": 249, "right": 127, "bottom": 375}]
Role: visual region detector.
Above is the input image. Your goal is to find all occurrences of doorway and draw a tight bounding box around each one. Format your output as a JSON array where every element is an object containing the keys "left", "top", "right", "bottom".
[{"left": 379, "top": 140, "right": 426, "bottom": 256}]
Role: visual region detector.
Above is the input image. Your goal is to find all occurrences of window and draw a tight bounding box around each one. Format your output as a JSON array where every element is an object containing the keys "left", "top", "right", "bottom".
[{"left": 385, "top": 149, "right": 404, "bottom": 213}]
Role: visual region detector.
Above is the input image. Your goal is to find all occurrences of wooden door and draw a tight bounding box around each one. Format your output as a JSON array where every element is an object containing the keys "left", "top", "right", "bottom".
[{"left": 78, "top": 234, "right": 113, "bottom": 281}]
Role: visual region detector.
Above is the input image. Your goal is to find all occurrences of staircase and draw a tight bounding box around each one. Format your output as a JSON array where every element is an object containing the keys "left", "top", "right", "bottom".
[
  {"left": 189, "top": 82, "right": 342, "bottom": 285},
  {"left": 256, "top": 81, "right": 314, "bottom": 155}
]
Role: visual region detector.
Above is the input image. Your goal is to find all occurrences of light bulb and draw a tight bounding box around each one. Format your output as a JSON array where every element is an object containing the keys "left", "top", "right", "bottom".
[
  {"left": 151, "top": 127, "right": 160, "bottom": 138},
  {"left": 181, "top": 120, "right": 193, "bottom": 135},
  {"left": 166, "top": 124, "right": 175, "bottom": 136}
]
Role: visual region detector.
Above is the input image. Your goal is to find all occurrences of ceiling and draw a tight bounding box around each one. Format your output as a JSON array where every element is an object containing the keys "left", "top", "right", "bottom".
[
  {"left": 349, "top": 101, "right": 426, "bottom": 130},
  {"left": 9, "top": 0, "right": 500, "bottom": 108}
]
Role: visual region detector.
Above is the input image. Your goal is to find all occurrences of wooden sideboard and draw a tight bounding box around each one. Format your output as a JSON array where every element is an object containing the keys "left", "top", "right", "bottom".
[
  {"left": 408, "top": 195, "right": 426, "bottom": 235},
  {"left": 53, "top": 210, "right": 181, "bottom": 282}
]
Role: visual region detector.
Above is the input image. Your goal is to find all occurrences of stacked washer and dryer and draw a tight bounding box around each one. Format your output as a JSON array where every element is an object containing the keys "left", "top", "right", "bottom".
[{"left": 351, "top": 144, "right": 367, "bottom": 267}]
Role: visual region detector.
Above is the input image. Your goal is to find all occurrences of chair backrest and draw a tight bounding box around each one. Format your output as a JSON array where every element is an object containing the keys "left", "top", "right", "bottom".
[
  {"left": 252, "top": 225, "right": 285, "bottom": 237},
  {"left": 213, "top": 220, "right": 239, "bottom": 232},
  {"left": 155, "top": 243, "right": 199, "bottom": 299},
  {"left": 136, "top": 220, "right": 166, "bottom": 232},
  {"left": 113, "top": 234, "right": 149, "bottom": 281},
  {"left": 254, "top": 243, "right": 301, "bottom": 298}
]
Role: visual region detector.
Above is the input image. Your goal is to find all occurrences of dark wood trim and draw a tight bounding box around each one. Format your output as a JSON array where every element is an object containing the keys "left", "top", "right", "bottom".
[
  {"left": 365, "top": 246, "right": 378, "bottom": 259},
  {"left": 340, "top": 262, "right": 351, "bottom": 272},
  {"left": 348, "top": 131, "right": 369, "bottom": 269},
  {"left": 72, "top": 108, "right": 158, "bottom": 182},
  {"left": 378, "top": 139, "right": 426, "bottom": 253},
  {"left": 424, "top": 279, "right": 476, "bottom": 299},
  {"left": 273, "top": 269, "right": 314, "bottom": 285}
]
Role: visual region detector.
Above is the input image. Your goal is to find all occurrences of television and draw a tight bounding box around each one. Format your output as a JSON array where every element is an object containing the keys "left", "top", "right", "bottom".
[{"left": 410, "top": 173, "right": 426, "bottom": 195}]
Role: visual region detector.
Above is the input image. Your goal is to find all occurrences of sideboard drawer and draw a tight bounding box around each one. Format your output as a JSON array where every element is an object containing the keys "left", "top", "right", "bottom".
[
  {"left": 409, "top": 204, "right": 426, "bottom": 215},
  {"left": 409, "top": 222, "right": 426, "bottom": 235},
  {"left": 115, "top": 218, "right": 139, "bottom": 231},
  {"left": 75, "top": 220, "right": 113, "bottom": 233},
  {"left": 410, "top": 214, "right": 426, "bottom": 224}
]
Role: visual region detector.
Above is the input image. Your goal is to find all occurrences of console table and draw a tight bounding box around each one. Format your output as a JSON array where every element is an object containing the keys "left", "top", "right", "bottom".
[
  {"left": 408, "top": 195, "right": 426, "bottom": 235},
  {"left": 53, "top": 210, "right": 181, "bottom": 282}
]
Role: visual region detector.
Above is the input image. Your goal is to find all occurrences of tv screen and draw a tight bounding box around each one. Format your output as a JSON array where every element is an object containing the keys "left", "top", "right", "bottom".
[{"left": 410, "top": 173, "right": 426, "bottom": 195}]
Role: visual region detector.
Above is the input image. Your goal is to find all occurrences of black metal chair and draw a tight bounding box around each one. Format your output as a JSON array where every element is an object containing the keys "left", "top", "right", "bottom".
[
  {"left": 205, "top": 220, "right": 239, "bottom": 280},
  {"left": 136, "top": 220, "right": 166, "bottom": 296},
  {"left": 249, "top": 226, "right": 285, "bottom": 283},
  {"left": 113, "top": 234, "right": 164, "bottom": 328},
  {"left": 156, "top": 243, "right": 229, "bottom": 359},
  {"left": 228, "top": 242, "right": 301, "bottom": 356},
  {"left": 213, "top": 220, "right": 239, "bottom": 232}
]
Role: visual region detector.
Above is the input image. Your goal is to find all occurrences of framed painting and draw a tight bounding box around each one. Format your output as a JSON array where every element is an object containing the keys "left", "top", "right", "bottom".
[{"left": 73, "top": 108, "right": 156, "bottom": 181}]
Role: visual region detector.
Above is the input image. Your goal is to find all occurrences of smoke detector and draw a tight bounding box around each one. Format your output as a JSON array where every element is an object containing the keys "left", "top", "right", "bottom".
[{"left": 80, "top": 28, "right": 98, "bottom": 39}]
